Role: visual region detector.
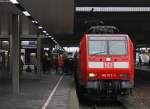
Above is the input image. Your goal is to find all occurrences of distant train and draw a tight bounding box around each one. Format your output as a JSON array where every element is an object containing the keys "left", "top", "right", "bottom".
[{"left": 74, "top": 26, "right": 134, "bottom": 98}]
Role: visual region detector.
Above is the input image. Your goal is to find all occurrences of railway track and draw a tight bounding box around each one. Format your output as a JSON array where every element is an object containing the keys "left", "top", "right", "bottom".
[
  {"left": 79, "top": 98, "right": 131, "bottom": 109},
  {"left": 77, "top": 70, "right": 150, "bottom": 109}
]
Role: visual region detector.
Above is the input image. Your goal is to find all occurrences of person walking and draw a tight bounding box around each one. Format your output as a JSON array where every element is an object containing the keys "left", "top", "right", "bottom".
[
  {"left": 58, "top": 54, "right": 64, "bottom": 75},
  {"left": 53, "top": 55, "right": 58, "bottom": 74}
]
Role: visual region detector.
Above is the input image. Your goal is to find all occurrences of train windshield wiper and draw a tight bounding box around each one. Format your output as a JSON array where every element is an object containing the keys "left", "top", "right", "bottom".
[{"left": 91, "top": 51, "right": 106, "bottom": 55}]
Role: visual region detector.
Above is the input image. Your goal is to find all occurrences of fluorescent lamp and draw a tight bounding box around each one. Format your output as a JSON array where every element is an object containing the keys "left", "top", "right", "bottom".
[
  {"left": 42, "top": 30, "right": 47, "bottom": 33},
  {"left": 44, "top": 48, "right": 49, "bottom": 51},
  {"left": 34, "top": 21, "right": 38, "bottom": 24},
  {"left": 3, "top": 41, "right": 8, "bottom": 43},
  {"left": 51, "top": 38, "right": 54, "bottom": 40},
  {"left": 76, "top": 7, "right": 150, "bottom": 12},
  {"left": 48, "top": 36, "right": 52, "bottom": 38},
  {"left": 22, "top": 11, "right": 31, "bottom": 16},
  {"left": 9, "top": 0, "right": 19, "bottom": 4},
  {"left": 46, "top": 33, "right": 49, "bottom": 36},
  {"left": 32, "top": 20, "right": 38, "bottom": 24},
  {"left": 38, "top": 26, "right": 43, "bottom": 29}
]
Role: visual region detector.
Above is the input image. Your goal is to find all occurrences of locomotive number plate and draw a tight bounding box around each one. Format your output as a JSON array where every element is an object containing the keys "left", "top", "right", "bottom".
[{"left": 101, "top": 74, "right": 117, "bottom": 78}]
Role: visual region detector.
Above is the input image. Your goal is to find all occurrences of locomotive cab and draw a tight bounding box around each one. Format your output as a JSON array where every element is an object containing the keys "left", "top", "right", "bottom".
[{"left": 76, "top": 34, "right": 134, "bottom": 97}]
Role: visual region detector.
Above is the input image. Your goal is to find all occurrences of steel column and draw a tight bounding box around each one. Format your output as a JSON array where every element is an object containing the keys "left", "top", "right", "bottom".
[
  {"left": 10, "top": 14, "right": 20, "bottom": 94},
  {"left": 37, "top": 36, "right": 42, "bottom": 79}
]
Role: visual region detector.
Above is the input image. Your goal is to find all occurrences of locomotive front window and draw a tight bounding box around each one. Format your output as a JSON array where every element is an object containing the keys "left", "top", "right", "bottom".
[
  {"left": 109, "top": 41, "right": 127, "bottom": 55},
  {"left": 88, "top": 36, "right": 128, "bottom": 56},
  {"left": 89, "top": 41, "right": 107, "bottom": 55}
]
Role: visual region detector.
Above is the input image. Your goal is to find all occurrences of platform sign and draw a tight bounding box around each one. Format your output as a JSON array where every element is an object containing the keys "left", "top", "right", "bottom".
[{"left": 21, "top": 41, "right": 37, "bottom": 48}]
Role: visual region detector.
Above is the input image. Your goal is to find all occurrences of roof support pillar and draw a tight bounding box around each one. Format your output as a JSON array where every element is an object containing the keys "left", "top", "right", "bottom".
[
  {"left": 37, "top": 36, "right": 42, "bottom": 79},
  {"left": 10, "top": 14, "right": 20, "bottom": 94}
]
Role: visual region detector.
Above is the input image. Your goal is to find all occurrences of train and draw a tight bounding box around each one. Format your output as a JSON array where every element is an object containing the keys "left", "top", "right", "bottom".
[{"left": 74, "top": 25, "right": 134, "bottom": 98}]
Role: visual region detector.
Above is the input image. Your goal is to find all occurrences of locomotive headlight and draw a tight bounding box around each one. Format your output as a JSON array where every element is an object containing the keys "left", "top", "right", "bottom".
[
  {"left": 120, "top": 74, "right": 128, "bottom": 78},
  {"left": 89, "top": 73, "right": 97, "bottom": 78}
]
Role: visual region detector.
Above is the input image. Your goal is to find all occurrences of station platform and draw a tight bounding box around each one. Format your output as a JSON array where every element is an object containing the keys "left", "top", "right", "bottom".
[
  {"left": 0, "top": 72, "right": 79, "bottom": 109},
  {"left": 136, "top": 66, "right": 150, "bottom": 72},
  {"left": 0, "top": 67, "right": 150, "bottom": 109}
]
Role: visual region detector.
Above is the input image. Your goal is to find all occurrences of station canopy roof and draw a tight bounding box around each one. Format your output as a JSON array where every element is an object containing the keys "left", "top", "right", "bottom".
[{"left": 1, "top": 0, "right": 150, "bottom": 47}]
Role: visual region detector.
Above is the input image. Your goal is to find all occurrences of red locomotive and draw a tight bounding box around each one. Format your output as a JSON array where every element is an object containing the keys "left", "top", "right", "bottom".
[{"left": 74, "top": 26, "right": 134, "bottom": 98}]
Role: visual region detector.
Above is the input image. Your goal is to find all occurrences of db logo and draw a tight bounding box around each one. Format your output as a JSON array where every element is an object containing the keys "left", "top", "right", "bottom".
[{"left": 104, "top": 62, "right": 114, "bottom": 68}]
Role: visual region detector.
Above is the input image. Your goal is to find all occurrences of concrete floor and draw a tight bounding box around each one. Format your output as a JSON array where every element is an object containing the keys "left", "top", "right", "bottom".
[
  {"left": 0, "top": 72, "right": 79, "bottom": 109},
  {"left": 1, "top": 67, "right": 150, "bottom": 109}
]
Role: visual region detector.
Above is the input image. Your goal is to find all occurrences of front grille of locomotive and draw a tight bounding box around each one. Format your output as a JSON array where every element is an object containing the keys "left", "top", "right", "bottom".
[
  {"left": 87, "top": 80, "right": 123, "bottom": 96},
  {"left": 98, "top": 80, "right": 121, "bottom": 95}
]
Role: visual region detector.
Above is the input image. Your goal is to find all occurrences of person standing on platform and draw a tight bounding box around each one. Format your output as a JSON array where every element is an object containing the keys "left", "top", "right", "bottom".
[
  {"left": 42, "top": 53, "right": 48, "bottom": 74},
  {"left": 139, "top": 52, "right": 143, "bottom": 66},
  {"left": 53, "top": 55, "right": 58, "bottom": 74},
  {"left": 47, "top": 55, "right": 52, "bottom": 74},
  {"left": 58, "top": 54, "right": 64, "bottom": 75}
]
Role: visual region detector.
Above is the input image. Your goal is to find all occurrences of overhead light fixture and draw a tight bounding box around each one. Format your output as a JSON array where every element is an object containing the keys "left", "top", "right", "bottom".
[
  {"left": 9, "top": 0, "right": 19, "bottom": 4},
  {"left": 46, "top": 33, "right": 49, "bottom": 36},
  {"left": 48, "top": 36, "right": 52, "bottom": 38},
  {"left": 22, "top": 11, "right": 31, "bottom": 16},
  {"left": 51, "top": 38, "right": 54, "bottom": 40},
  {"left": 32, "top": 20, "right": 38, "bottom": 24},
  {"left": 42, "top": 30, "right": 47, "bottom": 33},
  {"left": 35, "top": 21, "right": 38, "bottom": 24},
  {"left": 38, "top": 26, "right": 43, "bottom": 29},
  {"left": 76, "top": 7, "right": 150, "bottom": 12}
]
